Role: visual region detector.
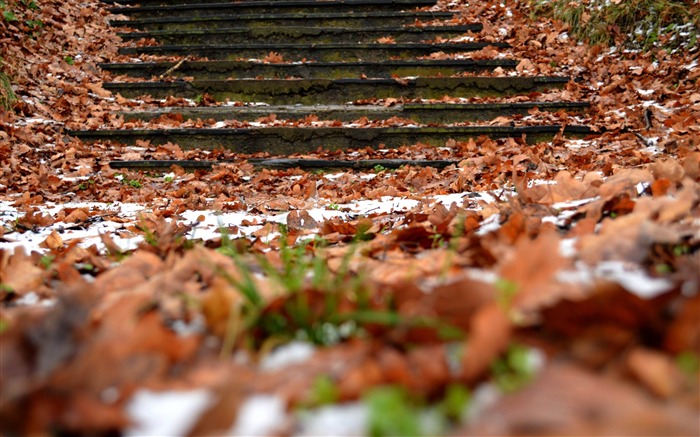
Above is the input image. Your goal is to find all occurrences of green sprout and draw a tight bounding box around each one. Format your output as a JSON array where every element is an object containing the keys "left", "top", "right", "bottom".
[
  {"left": 491, "top": 343, "right": 540, "bottom": 392},
  {"left": 365, "top": 386, "right": 422, "bottom": 437}
]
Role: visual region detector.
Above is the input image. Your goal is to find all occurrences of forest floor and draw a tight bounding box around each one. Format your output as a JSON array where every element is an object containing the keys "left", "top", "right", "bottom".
[{"left": 0, "top": 0, "right": 699, "bottom": 435}]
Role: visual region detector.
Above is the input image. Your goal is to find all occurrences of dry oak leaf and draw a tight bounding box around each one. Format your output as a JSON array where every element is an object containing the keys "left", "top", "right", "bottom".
[
  {"left": 63, "top": 208, "right": 89, "bottom": 223},
  {"left": 459, "top": 363, "right": 699, "bottom": 436},
  {"left": 577, "top": 212, "right": 657, "bottom": 265},
  {"left": 598, "top": 168, "right": 654, "bottom": 200},
  {"left": 40, "top": 230, "right": 64, "bottom": 250},
  {"left": 286, "top": 209, "right": 319, "bottom": 231},
  {"left": 63, "top": 296, "right": 200, "bottom": 396},
  {"left": 518, "top": 171, "right": 599, "bottom": 205},
  {"left": 0, "top": 250, "right": 46, "bottom": 295},
  {"left": 626, "top": 347, "right": 685, "bottom": 399},
  {"left": 201, "top": 276, "right": 244, "bottom": 338},
  {"left": 460, "top": 302, "right": 511, "bottom": 381},
  {"left": 664, "top": 292, "right": 700, "bottom": 355},
  {"left": 499, "top": 230, "right": 582, "bottom": 317},
  {"left": 636, "top": 181, "right": 699, "bottom": 224},
  {"left": 650, "top": 159, "right": 686, "bottom": 184},
  {"left": 92, "top": 250, "right": 164, "bottom": 294},
  {"left": 577, "top": 180, "right": 699, "bottom": 268},
  {"left": 263, "top": 51, "right": 284, "bottom": 63}
]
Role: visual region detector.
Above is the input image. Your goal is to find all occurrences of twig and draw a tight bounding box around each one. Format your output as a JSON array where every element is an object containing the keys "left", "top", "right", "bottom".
[
  {"left": 644, "top": 108, "right": 653, "bottom": 130},
  {"left": 633, "top": 131, "right": 653, "bottom": 148},
  {"left": 159, "top": 57, "right": 188, "bottom": 80}
]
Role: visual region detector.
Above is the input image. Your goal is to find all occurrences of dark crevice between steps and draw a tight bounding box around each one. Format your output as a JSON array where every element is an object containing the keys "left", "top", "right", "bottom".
[
  {"left": 116, "top": 25, "right": 483, "bottom": 45},
  {"left": 110, "top": 0, "right": 440, "bottom": 17},
  {"left": 100, "top": 59, "right": 515, "bottom": 80},
  {"left": 109, "top": 11, "right": 458, "bottom": 30},
  {"left": 69, "top": 125, "right": 596, "bottom": 154},
  {"left": 102, "top": 76, "right": 569, "bottom": 104},
  {"left": 117, "top": 42, "right": 510, "bottom": 62},
  {"left": 118, "top": 102, "right": 590, "bottom": 124},
  {"left": 109, "top": 158, "right": 460, "bottom": 171}
]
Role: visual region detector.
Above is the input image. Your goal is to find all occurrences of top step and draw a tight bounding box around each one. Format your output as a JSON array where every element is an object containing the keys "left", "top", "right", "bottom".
[
  {"left": 110, "top": 11, "right": 457, "bottom": 30},
  {"left": 105, "top": 0, "right": 435, "bottom": 7},
  {"left": 110, "top": 0, "right": 439, "bottom": 16}
]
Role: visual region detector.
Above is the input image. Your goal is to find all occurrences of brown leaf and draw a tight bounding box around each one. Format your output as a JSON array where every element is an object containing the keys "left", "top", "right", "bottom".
[
  {"left": 461, "top": 302, "right": 511, "bottom": 381},
  {"left": 201, "top": 276, "right": 243, "bottom": 338},
  {"left": 0, "top": 250, "right": 45, "bottom": 295},
  {"left": 459, "top": 363, "right": 698, "bottom": 436},
  {"left": 263, "top": 51, "right": 284, "bottom": 63},
  {"left": 63, "top": 208, "right": 89, "bottom": 223},
  {"left": 92, "top": 250, "right": 164, "bottom": 294},
  {"left": 40, "top": 230, "right": 64, "bottom": 250},
  {"left": 626, "top": 347, "right": 684, "bottom": 398},
  {"left": 286, "top": 210, "right": 318, "bottom": 230}
]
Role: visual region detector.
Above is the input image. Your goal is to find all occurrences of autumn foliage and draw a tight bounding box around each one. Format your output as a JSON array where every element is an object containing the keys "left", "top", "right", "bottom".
[{"left": 1, "top": 0, "right": 699, "bottom": 435}]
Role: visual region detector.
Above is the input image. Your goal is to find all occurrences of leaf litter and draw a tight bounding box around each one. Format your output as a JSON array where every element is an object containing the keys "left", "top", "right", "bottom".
[{"left": 1, "top": 0, "right": 699, "bottom": 435}]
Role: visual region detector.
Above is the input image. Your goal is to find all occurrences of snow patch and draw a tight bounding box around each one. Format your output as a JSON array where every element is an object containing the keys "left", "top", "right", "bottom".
[
  {"left": 595, "top": 261, "right": 673, "bottom": 299},
  {"left": 260, "top": 341, "right": 315, "bottom": 371},
  {"left": 229, "top": 395, "right": 287, "bottom": 437},
  {"left": 125, "top": 389, "right": 213, "bottom": 437},
  {"left": 295, "top": 403, "right": 368, "bottom": 437}
]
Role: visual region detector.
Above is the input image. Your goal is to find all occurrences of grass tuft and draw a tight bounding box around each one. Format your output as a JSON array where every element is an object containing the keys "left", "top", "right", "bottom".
[
  {"left": 530, "top": 0, "right": 700, "bottom": 51},
  {"left": 0, "top": 58, "right": 16, "bottom": 111}
]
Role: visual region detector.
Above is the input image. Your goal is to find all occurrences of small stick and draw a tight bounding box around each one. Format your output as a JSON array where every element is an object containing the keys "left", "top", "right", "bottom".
[
  {"left": 644, "top": 108, "right": 653, "bottom": 130},
  {"left": 159, "top": 57, "right": 188, "bottom": 80},
  {"left": 633, "top": 131, "right": 653, "bottom": 148}
]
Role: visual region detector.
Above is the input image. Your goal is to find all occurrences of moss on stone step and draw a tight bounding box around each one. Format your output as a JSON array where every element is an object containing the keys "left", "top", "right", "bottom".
[
  {"left": 70, "top": 125, "right": 594, "bottom": 154},
  {"left": 109, "top": 11, "right": 456, "bottom": 31},
  {"left": 104, "top": 76, "right": 569, "bottom": 104}
]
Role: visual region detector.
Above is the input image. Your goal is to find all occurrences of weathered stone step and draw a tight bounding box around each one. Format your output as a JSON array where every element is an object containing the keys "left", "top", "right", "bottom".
[
  {"left": 118, "top": 42, "right": 509, "bottom": 62},
  {"left": 103, "top": 76, "right": 569, "bottom": 104},
  {"left": 117, "top": 25, "right": 482, "bottom": 45},
  {"left": 101, "top": 59, "right": 514, "bottom": 80},
  {"left": 106, "top": 0, "right": 403, "bottom": 4},
  {"left": 69, "top": 125, "right": 594, "bottom": 154},
  {"left": 120, "top": 102, "right": 590, "bottom": 123},
  {"left": 110, "top": 0, "right": 439, "bottom": 17},
  {"left": 110, "top": 11, "right": 457, "bottom": 30},
  {"left": 109, "top": 158, "right": 459, "bottom": 171}
]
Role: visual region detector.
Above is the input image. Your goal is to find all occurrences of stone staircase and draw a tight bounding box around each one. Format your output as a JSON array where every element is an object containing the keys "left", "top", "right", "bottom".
[{"left": 71, "top": 0, "right": 594, "bottom": 170}]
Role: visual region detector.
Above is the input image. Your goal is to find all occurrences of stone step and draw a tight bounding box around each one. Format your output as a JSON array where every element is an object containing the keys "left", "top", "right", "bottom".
[
  {"left": 69, "top": 125, "right": 594, "bottom": 154},
  {"left": 106, "top": 0, "right": 401, "bottom": 4},
  {"left": 101, "top": 59, "right": 514, "bottom": 80},
  {"left": 118, "top": 42, "right": 509, "bottom": 62},
  {"left": 109, "top": 158, "right": 459, "bottom": 171},
  {"left": 103, "top": 76, "right": 569, "bottom": 104},
  {"left": 117, "top": 25, "right": 482, "bottom": 45},
  {"left": 120, "top": 102, "right": 590, "bottom": 123},
  {"left": 110, "top": 11, "right": 457, "bottom": 30},
  {"left": 110, "top": 0, "right": 439, "bottom": 17}
]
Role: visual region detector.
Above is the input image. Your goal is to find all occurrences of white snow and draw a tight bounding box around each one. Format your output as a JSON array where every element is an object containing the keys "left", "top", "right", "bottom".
[
  {"left": 475, "top": 213, "right": 501, "bottom": 235},
  {"left": 295, "top": 403, "right": 368, "bottom": 437},
  {"left": 558, "top": 260, "right": 674, "bottom": 299},
  {"left": 260, "top": 341, "right": 315, "bottom": 371},
  {"left": 0, "top": 200, "right": 147, "bottom": 255},
  {"left": 13, "top": 291, "right": 55, "bottom": 307},
  {"left": 558, "top": 238, "right": 578, "bottom": 258},
  {"left": 125, "top": 389, "right": 213, "bottom": 437},
  {"left": 595, "top": 260, "right": 673, "bottom": 299},
  {"left": 229, "top": 395, "right": 287, "bottom": 437},
  {"left": 466, "top": 383, "right": 501, "bottom": 421}
]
